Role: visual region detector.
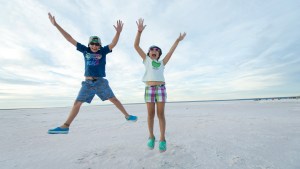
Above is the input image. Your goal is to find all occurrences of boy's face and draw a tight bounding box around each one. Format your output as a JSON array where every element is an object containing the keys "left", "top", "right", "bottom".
[
  {"left": 89, "top": 42, "right": 100, "bottom": 52},
  {"left": 149, "top": 47, "right": 160, "bottom": 60}
]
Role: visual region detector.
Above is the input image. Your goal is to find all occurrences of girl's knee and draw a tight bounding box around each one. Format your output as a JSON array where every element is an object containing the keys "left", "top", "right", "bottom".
[
  {"left": 148, "top": 112, "right": 155, "bottom": 119},
  {"left": 157, "top": 112, "right": 165, "bottom": 119}
]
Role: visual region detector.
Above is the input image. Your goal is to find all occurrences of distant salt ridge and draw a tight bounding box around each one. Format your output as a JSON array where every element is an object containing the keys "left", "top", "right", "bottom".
[
  {"left": 166, "top": 96, "right": 300, "bottom": 104},
  {"left": 257, "top": 98, "right": 300, "bottom": 103},
  {"left": 253, "top": 96, "right": 300, "bottom": 103}
]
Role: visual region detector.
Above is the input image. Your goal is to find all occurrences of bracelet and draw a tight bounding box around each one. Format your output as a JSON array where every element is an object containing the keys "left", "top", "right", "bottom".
[{"left": 138, "top": 30, "right": 142, "bottom": 33}]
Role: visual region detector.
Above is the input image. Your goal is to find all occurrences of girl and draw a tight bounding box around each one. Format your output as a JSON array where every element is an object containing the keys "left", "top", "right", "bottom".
[{"left": 134, "top": 18, "right": 186, "bottom": 152}]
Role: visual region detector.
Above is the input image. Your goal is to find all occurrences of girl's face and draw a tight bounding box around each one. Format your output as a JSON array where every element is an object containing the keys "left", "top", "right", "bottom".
[
  {"left": 89, "top": 42, "right": 100, "bottom": 52},
  {"left": 149, "top": 47, "right": 161, "bottom": 60}
]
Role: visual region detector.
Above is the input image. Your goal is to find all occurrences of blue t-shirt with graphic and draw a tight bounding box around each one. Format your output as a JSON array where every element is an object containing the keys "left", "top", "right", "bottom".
[{"left": 76, "top": 43, "right": 111, "bottom": 77}]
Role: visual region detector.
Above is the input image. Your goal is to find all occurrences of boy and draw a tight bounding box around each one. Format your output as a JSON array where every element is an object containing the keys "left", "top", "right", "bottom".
[{"left": 48, "top": 13, "right": 137, "bottom": 134}]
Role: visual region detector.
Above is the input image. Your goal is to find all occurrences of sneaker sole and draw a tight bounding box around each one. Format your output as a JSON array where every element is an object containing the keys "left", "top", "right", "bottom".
[
  {"left": 127, "top": 119, "right": 138, "bottom": 122},
  {"left": 159, "top": 149, "right": 166, "bottom": 153},
  {"left": 148, "top": 146, "right": 155, "bottom": 150},
  {"left": 48, "top": 131, "right": 69, "bottom": 134}
]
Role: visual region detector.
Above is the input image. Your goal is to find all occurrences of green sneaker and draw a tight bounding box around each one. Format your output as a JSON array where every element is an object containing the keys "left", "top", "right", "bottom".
[
  {"left": 147, "top": 137, "right": 155, "bottom": 150},
  {"left": 159, "top": 140, "right": 167, "bottom": 152}
]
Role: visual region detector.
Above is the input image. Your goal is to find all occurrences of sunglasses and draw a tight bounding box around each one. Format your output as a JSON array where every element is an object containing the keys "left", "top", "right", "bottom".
[
  {"left": 150, "top": 47, "right": 160, "bottom": 52},
  {"left": 90, "top": 42, "right": 100, "bottom": 46}
]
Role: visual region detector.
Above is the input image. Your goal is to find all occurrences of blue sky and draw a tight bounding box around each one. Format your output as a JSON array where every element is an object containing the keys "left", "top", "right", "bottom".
[{"left": 1, "top": 0, "right": 300, "bottom": 109}]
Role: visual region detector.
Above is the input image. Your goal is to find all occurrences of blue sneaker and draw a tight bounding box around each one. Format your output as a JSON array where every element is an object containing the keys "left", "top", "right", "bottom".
[
  {"left": 126, "top": 115, "right": 138, "bottom": 122},
  {"left": 48, "top": 127, "right": 69, "bottom": 134}
]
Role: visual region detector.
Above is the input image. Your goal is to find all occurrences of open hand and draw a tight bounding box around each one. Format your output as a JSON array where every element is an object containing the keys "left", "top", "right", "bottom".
[
  {"left": 48, "top": 12, "right": 57, "bottom": 26},
  {"left": 113, "top": 20, "right": 124, "bottom": 33},
  {"left": 177, "top": 32, "right": 186, "bottom": 41},
  {"left": 136, "top": 18, "right": 146, "bottom": 32}
]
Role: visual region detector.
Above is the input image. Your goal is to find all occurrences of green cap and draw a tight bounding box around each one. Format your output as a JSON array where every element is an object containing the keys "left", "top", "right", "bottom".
[{"left": 89, "top": 36, "right": 101, "bottom": 45}]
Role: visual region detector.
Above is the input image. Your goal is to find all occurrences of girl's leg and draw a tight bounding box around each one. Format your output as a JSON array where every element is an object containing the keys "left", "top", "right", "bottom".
[
  {"left": 61, "top": 101, "right": 83, "bottom": 128},
  {"left": 147, "top": 102, "right": 156, "bottom": 138},
  {"left": 109, "top": 97, "right": 129, "bottom": 118},
  {"left": 156, "top": 102, "right": 166, "bottom": 141}
]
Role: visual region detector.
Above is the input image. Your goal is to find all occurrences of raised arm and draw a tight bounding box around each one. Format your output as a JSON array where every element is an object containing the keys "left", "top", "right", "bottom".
[
  {"left": 108, "top": 20, "right": 123, "bottom": 51},
  {"left": 134, "top": 18, "right": 147, "bottom": 60},
  {"left": 48, "top": 12, "right": 77, "bottom": 46},
  {"left": 163, "top": 32, "right": 186, "bottom": 65}
]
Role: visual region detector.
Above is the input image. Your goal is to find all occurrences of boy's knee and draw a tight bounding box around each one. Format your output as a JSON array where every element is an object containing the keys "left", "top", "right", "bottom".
[
  {"left": 73, "top": 101, "right": 82, "bottom": 107},
  {"left": 109, "top": 97, "right": 118, "bottom": 103}
]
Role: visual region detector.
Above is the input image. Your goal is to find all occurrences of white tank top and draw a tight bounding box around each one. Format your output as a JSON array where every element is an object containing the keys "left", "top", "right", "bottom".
[{"left": 142, "top": 56, "right": 165, "bottom": 83}]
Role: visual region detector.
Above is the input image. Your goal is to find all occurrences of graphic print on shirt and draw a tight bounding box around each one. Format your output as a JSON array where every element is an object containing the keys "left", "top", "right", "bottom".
[
  {"left": 85, "top": 53, "right": 102, "bottom": 66},
  {"left": 152, "top": 60, "right": 161, "bottom": 69}
]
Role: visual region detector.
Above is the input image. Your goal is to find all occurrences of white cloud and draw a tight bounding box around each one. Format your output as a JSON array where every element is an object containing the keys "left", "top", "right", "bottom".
[{"left": 1, "top": 0, "right": 300, "bottom": 108}]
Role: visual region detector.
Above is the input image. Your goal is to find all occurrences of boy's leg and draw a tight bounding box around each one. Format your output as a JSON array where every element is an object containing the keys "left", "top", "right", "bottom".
[
  {"left": 147, "top": 102, "right": 156, "bottom": 138},
  {"left": 61, "top": 101, "right": 83, "bottom": 128},
  {"left": 48, "top": 101, "right": 83, "bottom": 134},
  {"left": 95, "top": 79, "right": 132, "bottom": 119},
  {"left": 49, "top": 80, "right": 93, "bottom": 134},
  {"left": 61, "top": 79, "right": 94, "bottom": 128},
  {"left": 108, "top": 97, "right": 137, "bottom": 121},
  {"left": 109, "top": 97, "right": 129, "bottom": 118},
  {"left": 156, "top": 102, "right": 166, "bottom": 141}
]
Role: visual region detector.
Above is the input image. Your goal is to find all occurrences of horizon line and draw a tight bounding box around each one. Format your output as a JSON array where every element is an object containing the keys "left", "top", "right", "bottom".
[{"left": 1, "top": 95, "right": 299, "bottom": 111}]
